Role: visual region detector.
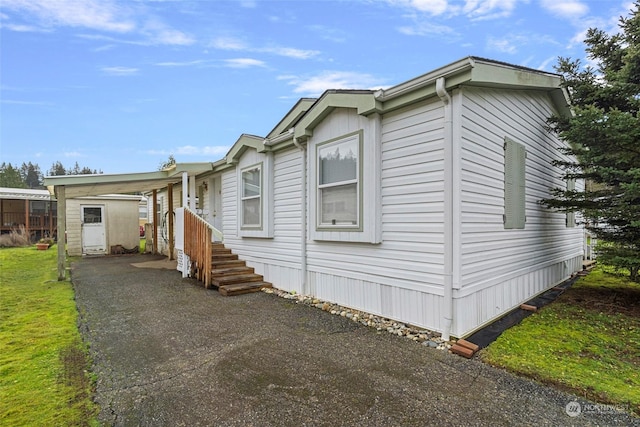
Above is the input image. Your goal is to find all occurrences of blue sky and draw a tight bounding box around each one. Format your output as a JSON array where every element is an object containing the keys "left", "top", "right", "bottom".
[{"left": 0, "top": 0, "right": 634, "bottom": 174}]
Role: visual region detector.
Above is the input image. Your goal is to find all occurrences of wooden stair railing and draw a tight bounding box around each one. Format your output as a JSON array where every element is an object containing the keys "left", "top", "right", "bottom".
[
  {"left": 182, "top": 208, "right": 270, "bottom": 296},
  {"left": 183, "top": 208, "right": 213, "bottom": 288}
]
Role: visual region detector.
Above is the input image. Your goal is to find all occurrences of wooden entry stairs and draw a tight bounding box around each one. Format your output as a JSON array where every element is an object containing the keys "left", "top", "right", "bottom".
[{"left": 209, "top": 243, "right": 272, "bottom": 296}]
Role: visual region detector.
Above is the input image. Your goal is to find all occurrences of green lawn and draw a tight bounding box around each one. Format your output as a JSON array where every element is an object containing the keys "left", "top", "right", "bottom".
[
  {"left": 482, "top": 267, "right": 640, "bottom": 416},
  {"left": 0, "top": 246, "right": 98, "bottom": 426}
]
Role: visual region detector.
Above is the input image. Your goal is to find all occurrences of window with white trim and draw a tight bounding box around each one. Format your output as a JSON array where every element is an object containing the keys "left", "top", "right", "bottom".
[
  {"left": 241, "top": 164, "right": 262, "bottom": 228},
  {"left": 317, "top": 133, "right": 360, "bottom": 228}
]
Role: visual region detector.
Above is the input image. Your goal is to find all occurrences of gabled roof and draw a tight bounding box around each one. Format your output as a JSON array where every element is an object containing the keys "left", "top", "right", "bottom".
[
  {"left": 289, "top": 56, "right": 571, "bottom": 141},
  {"left": 224, "top": 134, "right": 265, "bottom": 165},
  {"left": 266, "top": 98, "right": 316, "bottom": 139}
]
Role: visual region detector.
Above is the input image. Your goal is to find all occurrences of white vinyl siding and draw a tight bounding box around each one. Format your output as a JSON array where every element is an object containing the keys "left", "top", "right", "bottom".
[
  {"left": 305, "top": 100, "right": 447, "bottom": 332},
  {"left": 308, "top": 109, "right": 381, "bottom": 243},
  {"left": 222, "top": 148, "right": 303, "bottom": 291},
  {"left": 455, "top": 86, "right": 584, "bottom": 336},
  {"left": 504, "top": 137, "right": 526, "bottom": 229}
]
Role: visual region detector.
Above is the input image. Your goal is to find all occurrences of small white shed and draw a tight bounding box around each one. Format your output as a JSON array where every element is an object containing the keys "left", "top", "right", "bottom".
[{"left": 66, "top": 194, "right": 142, "bottom": 256}]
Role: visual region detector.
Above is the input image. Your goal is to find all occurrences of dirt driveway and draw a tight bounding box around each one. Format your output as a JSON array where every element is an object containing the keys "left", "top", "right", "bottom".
[{"left": 71, "top": 254, "right": 637, "bottom": 426}]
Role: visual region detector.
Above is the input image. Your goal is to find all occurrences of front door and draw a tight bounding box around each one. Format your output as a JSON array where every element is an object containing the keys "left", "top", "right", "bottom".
[
  {"left": 81, "top": 205, "right": 106, "bottom": 255},
  {"left": 208, "top": 176, "right": 223, "bottom": 233}
]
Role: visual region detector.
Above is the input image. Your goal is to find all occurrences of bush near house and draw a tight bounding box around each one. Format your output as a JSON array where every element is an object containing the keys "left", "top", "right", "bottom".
[
  {"left": 0, "top": 225, "right": 31, "bottom": 247},
  {"left": 0, "top": 247, "right": 98, "bottom": 425},
  {"left": 482, "top": 267, "right": 640, "bottom": 416}
]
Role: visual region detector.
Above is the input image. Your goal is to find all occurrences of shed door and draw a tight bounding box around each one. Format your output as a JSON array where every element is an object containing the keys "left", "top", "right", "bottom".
[{"left": 81, "top": 205, "right": 106, "bottom": 255}]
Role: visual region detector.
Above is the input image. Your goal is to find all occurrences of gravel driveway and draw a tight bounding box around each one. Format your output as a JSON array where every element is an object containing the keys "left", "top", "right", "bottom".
[{"left": 71, "top": 254, "right": 637, "bottom": 426}]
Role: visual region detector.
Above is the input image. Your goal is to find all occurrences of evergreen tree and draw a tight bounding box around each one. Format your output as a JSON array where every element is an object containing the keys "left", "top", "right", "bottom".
[
  {"left": 0, "top": 162, "right": 26, "bottom": 188},
  {"left": 49, "top": 161, "right": 67, "bottom": 176},
  {"left": 20, "top": 162, "right": 43, "bottom": 188},
  {"left": 542, "top": 1, "right": 640, "bottom": 281}
]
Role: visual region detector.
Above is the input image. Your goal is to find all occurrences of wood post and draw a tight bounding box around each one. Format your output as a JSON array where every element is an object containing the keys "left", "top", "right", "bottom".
[
  {"left": 56, "top": 186, "right": 66, "bottom": 281},
  {"left": 168, "top": 183, "right": 174, "bottom": 260},
  {"left": 152, "top": 189, "right": 158, "bottom": 255},
  {"left": 24, "top": 199, "right": 30, "bottom": 236}
]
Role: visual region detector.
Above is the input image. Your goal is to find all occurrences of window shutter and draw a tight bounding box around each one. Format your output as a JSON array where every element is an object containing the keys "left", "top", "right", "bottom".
[{"left": 504, "top": 137, "right": 526, "bottom": 229}]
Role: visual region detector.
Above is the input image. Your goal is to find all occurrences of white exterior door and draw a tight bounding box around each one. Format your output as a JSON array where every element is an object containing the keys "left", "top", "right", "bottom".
[
  {"left": 209, "top": 176, "right": 223, "bottom": 233},
  {"left": 81, "top": 205, "right": 106, "bottom": 255}
]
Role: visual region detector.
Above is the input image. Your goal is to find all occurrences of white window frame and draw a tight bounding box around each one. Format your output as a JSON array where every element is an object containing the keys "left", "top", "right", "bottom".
[
  {"left": 240, "top": 163, "right": 262, "bottom": 230},
  {"left": 316, "top": 131, "right": 362, "bottom": 231}
]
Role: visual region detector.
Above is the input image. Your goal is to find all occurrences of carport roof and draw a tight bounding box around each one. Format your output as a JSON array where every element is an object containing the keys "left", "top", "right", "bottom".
[{"left": 43, "top": 162, "right": 214, "bottom": 199}]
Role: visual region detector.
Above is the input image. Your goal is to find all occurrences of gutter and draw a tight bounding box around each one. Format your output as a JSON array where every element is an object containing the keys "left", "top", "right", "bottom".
[
  {"left": 436, "top": 76, "right": 455, "bottom": 342},
  {"left": 375, "top": 57, "right": 475, "bottom": 102},
  {"left": 292, "top": 135, "right": 308, "bottom": 294}
]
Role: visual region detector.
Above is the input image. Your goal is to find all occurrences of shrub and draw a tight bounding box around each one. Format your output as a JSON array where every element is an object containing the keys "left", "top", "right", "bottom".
[{"left": 0, "top": 226, "right": 31, "bottom": 247}]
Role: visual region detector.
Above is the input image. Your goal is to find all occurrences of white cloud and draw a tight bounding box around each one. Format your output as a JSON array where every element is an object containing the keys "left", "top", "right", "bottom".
[
  {"left": 155, "top": 60, "right": 208, "bottom": 67},
  {"left": 398, "top": 21, "right": 457, "bottom": 36},
  {"left": 141, "top": 19, "right": 195, "bottom": 46},
  {"left": 539, "top": 0, "right": 588, "bottom": 19},
  {"left": 487, "top": 36, "right": 518, "bottom": 54},
  {"left": 93, "top": 44, "right": 116, "bottom": 52},
  {"left": 537, "top": 56, "right": 557, "bottom": 71},
  {"left": 101, "top": 66, "right": 139, "bottom": 76},
  {"left": 261, "top": 46, "right": 320, "bottom": 59},
  {"left": 1, "top": 99, "right": 52, "bottom": 106},
  {"left": 1, "top": 0, "right": 135, "bottom": 32},
  {"left": 223, "top": 58, "right": 267, "bottom": 68},
  {"left": 308, "top": 25, "right": 347, "bottom": 43},
  {"left": 64, "top": 151, "right": 84, "bottom": 158},
  {"left": 146, "top": 145, "right": 230, "bottom": 157},
  {"left": 280, "top": 71, "right": 387, "bottom": 97},
  {"left": 387, "top": 0, "right": 519, "bottom": 20},
  {"left": 486, "top": 32, "right": 560, "bottom": 54},
  {"left": 1, "top": 22, "right": 50, "bottom": 32},
  {"left": 210, "top": 36, "right": 248, "bottom": 50},
  {"left": 464, "top": 0, "right": 518, "bottom": 20},
  {"left": 410, "top": 0, "right": 449, "bottom": 15},
  {"left": 210, "top": 36, "right": 319, "bottom": 59},
  {"left": 2, "top": 0, "right": 194, "bottom": 46}
]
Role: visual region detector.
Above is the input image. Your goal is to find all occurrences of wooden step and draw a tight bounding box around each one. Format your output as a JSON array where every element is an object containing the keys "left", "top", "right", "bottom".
[
  {"left": 219, "top": 281, "right": 272, "bottom": 296},
  {"left": 211, "top": 259, "right": 246, "bottom": 269},
  {"left": 212, "top": 247, "right": 232, "bottom": 255},
  {"left": 212, "top": 273, "right": 264, "bottom": 287},
  {"left": 211, "top": 243, "right": 226, "bottom": 249},
  {"left": 211, "top": 253, "right": 239, "bottom": 261},
  {"left": 211, "top": 266, "right": 255, "bottom": 277}
]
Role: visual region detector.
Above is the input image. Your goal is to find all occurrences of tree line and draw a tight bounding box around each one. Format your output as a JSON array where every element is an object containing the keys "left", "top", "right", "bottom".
[{"left": 0, "top": 161, "right": 102, "bottom": 189}]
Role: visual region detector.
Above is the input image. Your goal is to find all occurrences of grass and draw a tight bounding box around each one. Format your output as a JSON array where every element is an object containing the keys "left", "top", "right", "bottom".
[
  {"left": 482, "top": 267, "right": 640, "bottom": 416},
  {"left": 0, "top": 246, "right": 98, "bottom": 426}
]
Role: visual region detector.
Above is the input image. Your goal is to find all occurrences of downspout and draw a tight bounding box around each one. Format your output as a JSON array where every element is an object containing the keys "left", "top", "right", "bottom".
[
  {"left": 293, "top": 136, "right": 308, "bottom": 294},
  {"left": 436, "top": 77, "right": 454, "bottom": 342}
]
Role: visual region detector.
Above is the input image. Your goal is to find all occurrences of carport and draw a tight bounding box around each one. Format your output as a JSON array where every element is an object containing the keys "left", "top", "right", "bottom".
[{"left": 44, "top": 163, "right": 214, "bottom": 281}]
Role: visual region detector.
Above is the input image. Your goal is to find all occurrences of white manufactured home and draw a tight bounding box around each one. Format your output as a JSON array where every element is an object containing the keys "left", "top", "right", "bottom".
[{"left": 45, "top": 57, "right": 583, "bottom": 339}]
